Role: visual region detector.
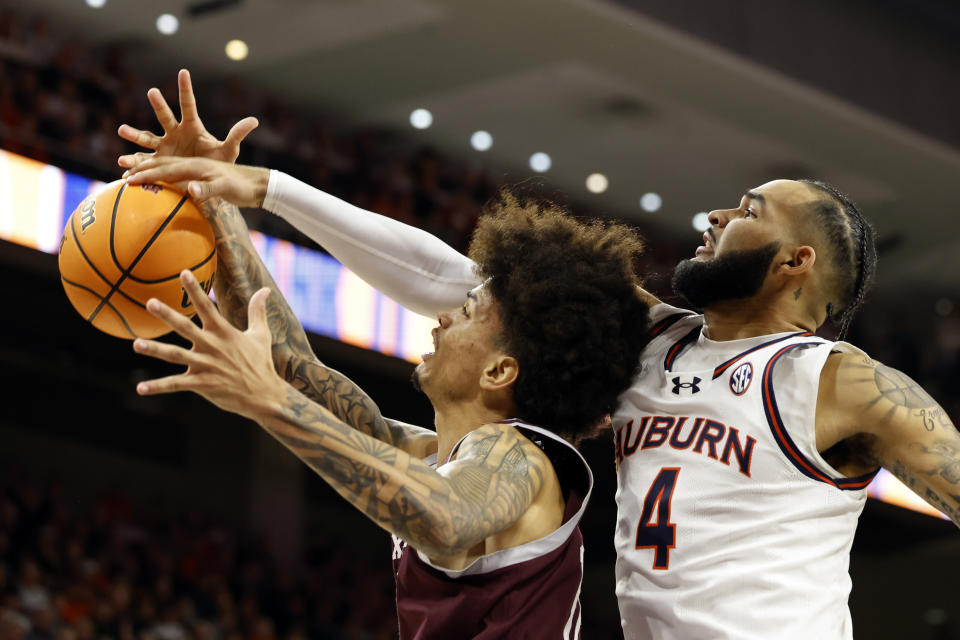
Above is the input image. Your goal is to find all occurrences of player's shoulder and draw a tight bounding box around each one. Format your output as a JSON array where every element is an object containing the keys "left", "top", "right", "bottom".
[
  {"left": 819, "top": 346, "right": 892, "bottom": 419},
  {"left": 456, "top": 422, "right": 554, "bottom": 469}
]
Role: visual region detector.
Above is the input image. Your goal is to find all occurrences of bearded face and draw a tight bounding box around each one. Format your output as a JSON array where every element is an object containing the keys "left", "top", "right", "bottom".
[{"left": 671, "top": 242, "right": 781, "bottom": 310}]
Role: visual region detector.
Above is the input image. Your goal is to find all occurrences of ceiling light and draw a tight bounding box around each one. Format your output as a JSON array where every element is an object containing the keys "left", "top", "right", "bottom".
[
  {"left": 225, "top": 39, "right": 249, "bottom": 61},
  {"left": 409, "top": 108, "right": 433, "bottom": 130},
  {"left": 639, "top": 192, "right": 662, "bottom": 212},
  {"left": 585, "top": 173, "right": 608, "bottom": 194},
  {"left": 470, "top": 130, "right": 493, "bottom": 151},
  {"left": 156, "top": 14, "right": 179, "bottom": 35},
  {"left": 85, "top": 0, "right": 106, "bottom": 7},
  {"left": 692, "top": 212, "right": 711, "bottom": 231},
  {"left": 529, "top": 152, "right": 551, "bottom": 173}
]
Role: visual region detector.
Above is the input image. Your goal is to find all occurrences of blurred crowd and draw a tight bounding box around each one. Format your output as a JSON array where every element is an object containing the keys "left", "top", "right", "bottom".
[
  {"left": 0, "top": 9, "right": 493, "bottom": 254},
  {"left": 0, "top": 477, "right": 397, "bottom": 640}
]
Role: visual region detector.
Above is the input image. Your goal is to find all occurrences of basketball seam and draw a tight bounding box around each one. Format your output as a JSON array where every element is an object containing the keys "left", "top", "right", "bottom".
[
  {"left": 88, "top": 190, "right": 189, "bottom": 323},
  {"left": 61, "top": 274, "right": 137, "bottom": 339},
  {"left": 108, "top": 182, "right": 127, "bottom": 273},
  {"left": 68, "top": 218, "right": 149, "bottom": 311},
  {"left": 123, "top": 246, "right": 215, "bottom": 284}
]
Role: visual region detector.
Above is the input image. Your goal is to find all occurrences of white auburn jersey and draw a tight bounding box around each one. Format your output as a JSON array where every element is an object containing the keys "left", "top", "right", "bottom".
[{"left": 613, "top": 304, "right": 877, "bottom": 640}]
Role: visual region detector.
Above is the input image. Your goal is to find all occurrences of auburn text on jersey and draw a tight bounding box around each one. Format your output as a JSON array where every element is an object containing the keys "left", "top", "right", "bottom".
[{"left": 614, "top": 416, "right": 756, "bottom": 477}]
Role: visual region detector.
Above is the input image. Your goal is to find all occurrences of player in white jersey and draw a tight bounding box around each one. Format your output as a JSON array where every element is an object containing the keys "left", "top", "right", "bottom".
[{"left": 118, "top": 77, "right": 960, "bottom": 639}]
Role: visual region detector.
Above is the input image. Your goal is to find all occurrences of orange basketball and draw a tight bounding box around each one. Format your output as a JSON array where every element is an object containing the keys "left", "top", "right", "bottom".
[{"left": 58, "top": 180, "right": 217, "bottom": 339}]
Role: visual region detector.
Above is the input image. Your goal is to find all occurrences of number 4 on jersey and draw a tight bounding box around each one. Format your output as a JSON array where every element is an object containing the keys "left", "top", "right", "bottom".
[{"left": 635, "top": 467, "right": 680, "bottom": 570}]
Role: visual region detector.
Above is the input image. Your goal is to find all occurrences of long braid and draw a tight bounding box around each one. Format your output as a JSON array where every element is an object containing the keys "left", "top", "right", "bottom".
[{"left": 798, "top": 180, "right": 877, "bottom": 340}]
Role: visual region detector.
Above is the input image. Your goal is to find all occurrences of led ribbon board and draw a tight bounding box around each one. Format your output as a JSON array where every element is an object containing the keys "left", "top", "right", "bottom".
[
  {"left": 0, "top": 148, "right": 948, "bottom": 520},
  {"left": 0, "top": 148, "right": 434, "bottom": 364}
]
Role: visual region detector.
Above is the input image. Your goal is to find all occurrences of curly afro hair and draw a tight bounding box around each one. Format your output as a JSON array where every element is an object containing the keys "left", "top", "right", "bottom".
[{"left": 467, "top": 190, "right": 651, "bottom": 443}]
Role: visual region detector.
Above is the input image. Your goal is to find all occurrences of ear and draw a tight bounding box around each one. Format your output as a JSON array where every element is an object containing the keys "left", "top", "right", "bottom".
[
  {"left": 778, "top": 245, "right": 816, "bottom": 276},
  {"left": 479, "top": 355, "right": 519, "bottom": 392}
]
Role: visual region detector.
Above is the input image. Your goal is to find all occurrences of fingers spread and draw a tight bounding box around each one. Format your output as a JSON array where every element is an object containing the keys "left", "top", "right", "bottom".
[
  {"left": 146, "top": 297, "right": 203, "bottom": 342},
  {"left": 137, "top": 373, "right": 194, "bottom": 396},
  {"left": 180, "top": 270, "right": 220, "bottom": 328},
  {"left": 118, "top": 125, "right": 161, "bottom": 151},
  {"left": 148, "top": 87, "right": 178, "bottom": 133},
  {"left": 224, "top": 117, "right": 259, "bottom": 149},
  {"left": 133, "top": 337, "right": 206, "bottom": 368},
  {"left": 118, "top": 151, "right": 156, "bottom": 170},
  {"left": 178, "top": 69, "right": 199, "bottom": 123}
]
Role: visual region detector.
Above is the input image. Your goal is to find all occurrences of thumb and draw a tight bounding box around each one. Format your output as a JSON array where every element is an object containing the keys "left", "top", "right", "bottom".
[
  {"left": 224, "top": 117, "right": 259, "bottom": 153},
  {"left": 248, "top": 287, "right": 272, "bottom": 336}
]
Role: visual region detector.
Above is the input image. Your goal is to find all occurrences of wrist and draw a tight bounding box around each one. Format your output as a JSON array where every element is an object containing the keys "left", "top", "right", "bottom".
[
  {"left": 247, "top": 373, "right": 292, "bottom": 425},
  {"left": 247, "top": 166, "right": 270, "bottom": 208}
]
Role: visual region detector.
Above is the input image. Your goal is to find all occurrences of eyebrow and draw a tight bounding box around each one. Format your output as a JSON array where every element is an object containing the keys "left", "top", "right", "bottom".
[{"left": 744, "top": 191, "right": 766, "bottom": 205}]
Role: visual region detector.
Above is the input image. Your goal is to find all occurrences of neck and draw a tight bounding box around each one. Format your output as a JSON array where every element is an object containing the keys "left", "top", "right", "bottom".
[
  {"left": 701, "top": 294, "right": 816, "bottom": 341},
  {"left": 431, "top": 400, "right": 512, "bottom": 464}
]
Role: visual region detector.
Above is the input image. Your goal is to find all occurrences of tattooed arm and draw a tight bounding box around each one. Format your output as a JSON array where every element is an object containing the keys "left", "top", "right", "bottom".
[
  {"left": 201, "top": 195, "right": 436, "bottom": 458},
  {"left": 819, "top": 352, "right": 960, "bottom": 525},
  {"left": 266, "top": 396, "right": 548, "bottom": 561},
  {"left": 133, "top": 273, "right": 546, "bottom": 559}
]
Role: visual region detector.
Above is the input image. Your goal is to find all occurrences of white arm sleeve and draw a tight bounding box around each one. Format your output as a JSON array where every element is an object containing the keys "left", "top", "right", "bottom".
[{"left": 262, "top": 170, "right": 480, "bottom": 317}]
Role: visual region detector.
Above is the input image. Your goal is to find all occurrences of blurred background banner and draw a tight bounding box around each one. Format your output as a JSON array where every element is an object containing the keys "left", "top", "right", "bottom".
[{"left": 0, "top": 147, "right": 434, "bottom": 363}]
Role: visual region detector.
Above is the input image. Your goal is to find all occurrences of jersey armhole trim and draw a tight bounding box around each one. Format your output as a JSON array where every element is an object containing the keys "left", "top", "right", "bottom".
[{"left": 762, "top": 342, "right": 878, "bottom": 491}]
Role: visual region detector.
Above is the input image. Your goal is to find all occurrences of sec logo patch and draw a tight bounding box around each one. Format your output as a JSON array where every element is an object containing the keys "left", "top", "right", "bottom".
[{"left": 729, "top": 362, "right": 753, "bottom": 395}]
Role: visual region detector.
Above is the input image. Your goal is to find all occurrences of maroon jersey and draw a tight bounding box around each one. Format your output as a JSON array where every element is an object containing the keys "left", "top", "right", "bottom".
[{"left": 392, "top": 420, "right": 593, "bottom": 640}]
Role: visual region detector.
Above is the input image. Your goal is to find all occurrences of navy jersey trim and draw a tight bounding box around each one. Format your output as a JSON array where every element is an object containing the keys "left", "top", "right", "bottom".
[
  {"left": 711, "top": 331, "right": 814, "bottom": 380},
  {"left": 663, "top": 326, "right": 703, "bottom": 372},
  {"left": 649, "top": 312, "right": 694, "bottom": 339},
  {"left": 762, "top": 343, "right": 878, "bottom": 490}
]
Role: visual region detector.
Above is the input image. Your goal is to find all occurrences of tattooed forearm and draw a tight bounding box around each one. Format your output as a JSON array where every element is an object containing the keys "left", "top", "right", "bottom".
[
  {"left": 262, "top": 388, "right": 539, "bottom": 556},
  {"left": 199, "top": 199, "right": 427, "bottom": 448},
  {"left": 890, "top": 453, "right": 960, "bottom": 525},
  {"left": 908, "top": 440, "right": 960, "bottom": 484}
]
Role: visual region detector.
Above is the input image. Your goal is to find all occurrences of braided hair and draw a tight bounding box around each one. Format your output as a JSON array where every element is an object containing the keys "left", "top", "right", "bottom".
[{"left": 798, "top": 179, "right": 877, "bottom": 339}]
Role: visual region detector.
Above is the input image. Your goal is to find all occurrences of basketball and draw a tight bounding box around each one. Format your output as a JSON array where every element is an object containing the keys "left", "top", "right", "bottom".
[{"left": 58, "top": 180, "right": 217, "bottom": 339}]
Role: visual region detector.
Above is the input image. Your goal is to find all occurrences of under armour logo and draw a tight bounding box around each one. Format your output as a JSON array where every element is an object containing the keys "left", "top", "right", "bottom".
[
  {"left": 671, "top": 376, "right": 701, "bottom": 395},
  {"left": 391, "top": 535, "right": 405, "bottom": 560}
]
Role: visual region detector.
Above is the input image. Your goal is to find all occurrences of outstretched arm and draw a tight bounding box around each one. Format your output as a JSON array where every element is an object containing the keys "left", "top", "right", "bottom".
[
  {"left": 825, "top": 352, "right": 960, "bottom": 525},
  {"left": 262, "top": 170, "right": 479, "bottom": 317},
  {"left": 202, "top": 196, "right": 436, "bottom": 458},
  {"left": 123, "top": 154, "right": 479, "bottom": 317},
  {"left": 132, "top": 273, "right": 543, "bottom": 558}
]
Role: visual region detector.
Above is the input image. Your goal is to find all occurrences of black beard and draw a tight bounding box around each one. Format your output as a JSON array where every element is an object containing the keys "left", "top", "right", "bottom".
[
  {"left": 671, "top": 242, "right": 780, "bottom": 311},
  {"left": 410, "top": 368, "right": 423, "bottom": 393}
]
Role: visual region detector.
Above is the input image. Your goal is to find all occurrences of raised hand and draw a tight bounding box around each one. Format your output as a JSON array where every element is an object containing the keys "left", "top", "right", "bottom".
[
  {"left": 117, "top": 69, "right": 258, "bottom": 170},
  {"left": 133, "top": 269, "right": 284, "bottom": 421},
  {"left": 124, "top": 156, "right": 269, "bottom": 207}
]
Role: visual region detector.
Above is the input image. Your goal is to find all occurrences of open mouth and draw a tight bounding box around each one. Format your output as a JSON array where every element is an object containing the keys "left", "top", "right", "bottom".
[{"left": 696, "top": 231, "right": 715, "bottom": 256}]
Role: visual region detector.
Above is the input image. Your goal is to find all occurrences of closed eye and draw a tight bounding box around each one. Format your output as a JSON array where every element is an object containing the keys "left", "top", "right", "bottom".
[{"left": 462, "top": 304, "right": 469, "bottom": 317}]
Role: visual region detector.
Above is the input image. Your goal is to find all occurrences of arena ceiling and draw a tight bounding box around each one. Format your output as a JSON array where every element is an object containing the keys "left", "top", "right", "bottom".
[{"left": 13, "top": 0, "right": 960, "bottom": 296}]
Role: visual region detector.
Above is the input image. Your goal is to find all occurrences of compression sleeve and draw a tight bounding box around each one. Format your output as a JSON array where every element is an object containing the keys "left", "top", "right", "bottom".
[{"left": 261, "top": 170, "right": 480, "bottom": 317}]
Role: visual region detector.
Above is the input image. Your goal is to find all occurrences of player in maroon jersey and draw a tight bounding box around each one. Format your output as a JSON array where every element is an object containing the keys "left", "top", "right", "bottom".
[{"left": 117, "top": 72, "right": 650, "bottom": 639}]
